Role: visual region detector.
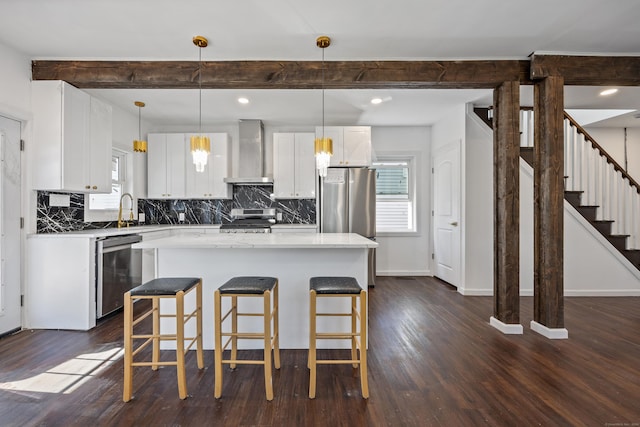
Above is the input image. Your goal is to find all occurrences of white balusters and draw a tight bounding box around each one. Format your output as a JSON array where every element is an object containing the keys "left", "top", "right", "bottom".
[{"left": 519, "top": 111, "right": 640, "bottom": 250}]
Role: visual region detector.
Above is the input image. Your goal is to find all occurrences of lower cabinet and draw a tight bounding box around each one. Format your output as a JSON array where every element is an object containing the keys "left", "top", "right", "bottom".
[{"left": 26, "top": 236, "right": 97, "bottom": 330}]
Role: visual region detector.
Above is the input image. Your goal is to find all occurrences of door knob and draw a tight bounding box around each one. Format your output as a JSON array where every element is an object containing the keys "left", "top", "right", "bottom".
[{"left": 449, "top": 221, "right": 458, "bottom": 226}]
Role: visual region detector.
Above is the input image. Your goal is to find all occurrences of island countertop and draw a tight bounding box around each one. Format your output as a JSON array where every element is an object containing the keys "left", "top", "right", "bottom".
[{"left": 133, "top": 232, "right": 378, "bottom": 250}]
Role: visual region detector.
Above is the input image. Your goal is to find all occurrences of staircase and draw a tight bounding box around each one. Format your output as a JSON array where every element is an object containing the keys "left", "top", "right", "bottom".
[{"left": 475, "top": 107, "right": 640, "bottom": 271}]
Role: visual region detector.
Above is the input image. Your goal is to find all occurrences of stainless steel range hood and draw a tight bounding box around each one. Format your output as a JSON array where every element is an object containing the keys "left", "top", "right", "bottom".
[{"left": 224, "top": 119, "right": 273, "bottom": 185}]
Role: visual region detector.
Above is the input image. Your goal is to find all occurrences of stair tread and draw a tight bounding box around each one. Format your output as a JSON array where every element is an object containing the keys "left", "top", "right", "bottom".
[
  {"left": 564, "top": 190, "right": 584, "bottom": 194},
  {"left": 609, "top": 234, "right": 630, "bottom": 238},
  {"left": 593, "top": 220, "right": 614, "bottom": 223}
]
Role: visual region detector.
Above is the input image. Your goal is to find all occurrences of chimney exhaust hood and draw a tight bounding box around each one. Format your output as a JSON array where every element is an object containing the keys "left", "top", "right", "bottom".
[{"left": 224, "top": 119, "right": 273, "bottom": 185}]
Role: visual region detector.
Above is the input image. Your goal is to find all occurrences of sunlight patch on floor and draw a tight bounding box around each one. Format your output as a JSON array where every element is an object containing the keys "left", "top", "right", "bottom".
[{"left": 0, "top": 347, "right": 123, "bottom": 394}]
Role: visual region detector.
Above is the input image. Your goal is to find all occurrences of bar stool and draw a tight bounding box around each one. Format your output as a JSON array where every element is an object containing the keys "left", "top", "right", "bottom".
[
  {"left": 308, "top": 276, "right": 368, "bottom": 399},
  {"left": 123, "top": 277, "right": 204, "bottom": 402},
  {"left": 214, "top": 276, "right": 280, "bottom": 401}
]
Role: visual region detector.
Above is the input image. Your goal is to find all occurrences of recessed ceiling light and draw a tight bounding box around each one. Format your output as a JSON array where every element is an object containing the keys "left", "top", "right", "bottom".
[
  {"left": 599, "top": 88, "right": 618, "bottom": 96},
  {"left": 370, "top": 97, "right": 383, "bottom": 105},
  {"left": 238, "top": 97, "right": 249, "bottom": 104}
]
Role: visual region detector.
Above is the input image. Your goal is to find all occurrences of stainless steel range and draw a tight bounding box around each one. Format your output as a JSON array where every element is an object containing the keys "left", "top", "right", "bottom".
[{"left": 220, "top": 208, "right": 276, "bottom": 233}]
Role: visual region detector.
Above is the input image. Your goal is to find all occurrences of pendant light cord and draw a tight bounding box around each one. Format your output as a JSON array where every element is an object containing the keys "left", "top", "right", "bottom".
[
  {"left": 321, "top": 47, "right": 325, "bottom": 140},
  {"left": 138, "top": 106, "right": 141, "bottom": 140},
  {"left": 198, "top": 46, "right": 203, "bottom": 135}
]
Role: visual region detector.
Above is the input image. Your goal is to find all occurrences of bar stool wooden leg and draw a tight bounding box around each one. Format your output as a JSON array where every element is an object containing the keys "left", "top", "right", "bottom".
[
  {"left": 214, "top": 289, "right": 223, "bottom": 399},
  {"left": 359, "top": 290, "right": 369, "bottom": 399},
  {"left": 263, "top": 289, "right": 273, "bottom": 401},
  {"left": 230, "top": 295, "right": 238, "bottom": 370},
  {"left": 273, "top": 283, "right": 281, "bottom": 369},
  {"left": 123, "top": 291, "right": 134, "bottom": 402},
  {"left": 351, "top": 295, "right": 358, "bottom": 368},
  {"left": 152, "top": 297, "right": 160, "bottom": 371},
  {"left": 308, "top": 289, "right": 317, "bottom": 399},
  {"left": 176, "top": 291, "right": 188, "bottom": 399},
  {"left": 196, "top": 281, "right": 204, "bottom": 369}
]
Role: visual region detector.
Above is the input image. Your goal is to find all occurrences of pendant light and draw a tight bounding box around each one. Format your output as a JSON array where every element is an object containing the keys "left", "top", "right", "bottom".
[
  {"left": 314, "top": 35, "right": 333, "bottom": 178},
  {"left": 133, "top": 101, "right": 147, "bottom": 152},
  {"left": 191, "top": 35, "right": 211, "bottom": 173}
]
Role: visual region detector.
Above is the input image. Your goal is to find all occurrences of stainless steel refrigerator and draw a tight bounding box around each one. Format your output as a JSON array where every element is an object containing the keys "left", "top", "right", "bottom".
[{"left": 320, "top": 167, "right": 376, "bottom": 287}]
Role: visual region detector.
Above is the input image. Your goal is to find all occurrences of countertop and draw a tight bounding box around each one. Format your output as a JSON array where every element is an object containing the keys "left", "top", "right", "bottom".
[
  {"left": 133, "top": 232, "right": 377, "bottom": 249},
  {"left": 27, "top": 223, "right": 317, "bottom": 239}
]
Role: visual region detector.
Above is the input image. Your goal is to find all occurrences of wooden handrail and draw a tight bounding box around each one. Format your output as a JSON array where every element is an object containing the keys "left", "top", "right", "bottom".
[{"left": 563, "top": 111, "right": 640, "bottom": 194}]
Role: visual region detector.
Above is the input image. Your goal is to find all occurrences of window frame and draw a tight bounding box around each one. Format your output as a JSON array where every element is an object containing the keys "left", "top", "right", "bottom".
[
  {"left": 83, "top": 148, "right": 129, "bottom": 222},
  {"left": 373, "top": 152, "right": 418, "bottom": 236}
]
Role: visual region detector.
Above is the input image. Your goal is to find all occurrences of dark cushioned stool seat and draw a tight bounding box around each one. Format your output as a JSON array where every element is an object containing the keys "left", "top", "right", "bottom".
[
  {"left": 310, "top": 276, "right": 362, "bottom": 294},
  {"left": 130, "top": 277, "right": 201, "bottom": 296},
  {"left": 219, "top": 276, "right": 277, "bottom": 294}
]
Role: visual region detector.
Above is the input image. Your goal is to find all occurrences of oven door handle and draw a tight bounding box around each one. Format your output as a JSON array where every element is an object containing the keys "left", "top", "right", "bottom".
[{"left": 101, "top": 243, "right": 135, "bottom": 253}]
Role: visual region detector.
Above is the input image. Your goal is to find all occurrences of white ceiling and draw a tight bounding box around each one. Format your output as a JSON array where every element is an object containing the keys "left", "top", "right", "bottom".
[{"left": 1, "top": 0, "right": 640, "bottom": 128}]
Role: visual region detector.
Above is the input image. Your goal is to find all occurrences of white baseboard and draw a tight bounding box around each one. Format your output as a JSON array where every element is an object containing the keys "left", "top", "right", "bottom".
[
  {"left": 458, "top": 288, "right": 492, "bottom": 296},
  {"left": 457, "top": 288, "right": 640, "bottom": 297},
  {"left": 376, "top": 270, "right": 431, "bottom": 277},
  {"left": 489, "top": 317, "right": 523, "bottom": 334},
  {"left": 530, "top": 321, "right": 568, "bottom": 339}
]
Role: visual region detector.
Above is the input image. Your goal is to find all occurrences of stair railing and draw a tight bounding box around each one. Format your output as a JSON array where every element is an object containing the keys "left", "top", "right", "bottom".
[{"left": 519, "top": 108, "right": 640, "bottom": 250}]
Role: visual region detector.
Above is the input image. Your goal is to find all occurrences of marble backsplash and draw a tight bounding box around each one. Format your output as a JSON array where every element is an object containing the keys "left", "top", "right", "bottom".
[{"left": 36, "top": 185, "right": 316, "bottom": 233}]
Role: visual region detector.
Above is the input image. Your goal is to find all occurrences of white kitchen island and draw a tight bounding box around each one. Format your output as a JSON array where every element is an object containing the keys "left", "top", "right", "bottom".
[{"left": 134, "top": 232, "right": 377, "bottom": 349}]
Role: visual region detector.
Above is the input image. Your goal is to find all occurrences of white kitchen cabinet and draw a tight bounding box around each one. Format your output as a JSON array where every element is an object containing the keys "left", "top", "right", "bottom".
[
  {"left": 26, "top": 236, "right": 97, "bottom": 330},
  {"left": 273, "top": 132, "right": 316, "bottom": 199},
  {"left": 147, "top": 133, "right": 186, "bottom": 199},
  {"left": 31, "top": 80, "right": 113, "bottom": 192},
  {"left": 315, "top": 126, "right": 371, "bottom": 167},
  {"left": 185, "top": 133, "right": 232, "bottom": 199}
]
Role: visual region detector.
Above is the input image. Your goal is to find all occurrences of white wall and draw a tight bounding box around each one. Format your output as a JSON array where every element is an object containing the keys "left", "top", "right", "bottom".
[
  {"left": 372, "top": 126, "right": 431, "bottom": 276},
  {"left": 462, "top": 106, "right": 494, "bottom": 294}
]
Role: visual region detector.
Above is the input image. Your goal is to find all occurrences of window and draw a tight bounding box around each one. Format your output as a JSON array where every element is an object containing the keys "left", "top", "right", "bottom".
[
  {"left": 84, "top": 149, "right": 128, "bottom": 221},
  {"left": 374, "top": 156, "right": 416, "bottom": 233}
]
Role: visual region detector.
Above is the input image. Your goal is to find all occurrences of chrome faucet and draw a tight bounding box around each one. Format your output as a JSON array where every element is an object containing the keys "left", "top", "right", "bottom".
[{"left": 117, "top": 192, "right": 134, "bottom": 228}]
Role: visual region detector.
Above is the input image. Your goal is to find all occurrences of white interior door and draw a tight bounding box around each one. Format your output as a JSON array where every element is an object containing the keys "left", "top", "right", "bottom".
[
  {"left": 433, "top": 141, "right": 461, "bottom": 287},
  {"left": 0, "top": 115, "right": 22, "bottom": 334}
]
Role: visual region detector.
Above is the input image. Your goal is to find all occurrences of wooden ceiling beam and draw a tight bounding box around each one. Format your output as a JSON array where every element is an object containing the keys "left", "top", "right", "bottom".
[
  {"left": 530, "top": 54, "right": 640, "bottom": 85},
  {"left": 32, "top": 60, "right": 532, "bottom": 89}
]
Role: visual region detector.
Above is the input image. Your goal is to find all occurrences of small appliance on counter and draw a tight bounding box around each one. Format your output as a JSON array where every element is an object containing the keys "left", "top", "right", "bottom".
[
  {"left": 320, "top": 167, "right": 376, "bottom": 287},
  {"left": 220, "top": 208, "right": 276, "bottom": 233}
]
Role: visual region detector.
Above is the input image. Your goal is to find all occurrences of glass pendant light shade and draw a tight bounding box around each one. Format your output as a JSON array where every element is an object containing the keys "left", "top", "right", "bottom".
[
  {"left": 192, "top": 35, "right": 210, "bottom": 173},
  {"left": 190, "top": 134, "right": 210, "bottom": 173},
  {"left": 314, "top": 137, "right": 333, "bottom": 177},
  {"left": 133, "top": 101, "right": 147, "bottom": 152},
  {"left": 315, "top": 36, "right": 333, "bottom": 177}
]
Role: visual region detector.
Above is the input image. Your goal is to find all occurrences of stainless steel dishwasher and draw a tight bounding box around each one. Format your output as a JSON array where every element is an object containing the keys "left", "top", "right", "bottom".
[{"left": 96, "top": 234, "right": 143, "bottom": 318}]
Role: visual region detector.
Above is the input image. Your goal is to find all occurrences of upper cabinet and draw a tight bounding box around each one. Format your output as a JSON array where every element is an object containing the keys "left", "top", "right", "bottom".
[
  {"left": 273, "top": 132, "right": 316, "bottom": 199},
  {"left": 185, "top": 133, "right": 232, "bottom": 199},
  {"left": 315, "top": 126, "right": 371, "bottom": 167},
  {"left": 31, "top": 81, "right": 112, "bottom": 192},
  {"left": 147, "top": 133, "right": 186, "bottom": 199}
]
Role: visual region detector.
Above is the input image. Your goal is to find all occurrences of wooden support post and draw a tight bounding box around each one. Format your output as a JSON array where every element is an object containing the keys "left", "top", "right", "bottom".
[
  {"left": 533, "top": 76, "right": 568, "bottom": 338},
  {"left": 491, "top": 81, "right": 522, "bottom": 333}
]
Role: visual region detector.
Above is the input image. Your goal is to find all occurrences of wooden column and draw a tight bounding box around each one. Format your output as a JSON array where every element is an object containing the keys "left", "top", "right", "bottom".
[
  {"left": 492, "top": 81, "right": 521, "bottom": 328},
  {"left": 533, "top": 76, "right": 565, "bottom": 331}
]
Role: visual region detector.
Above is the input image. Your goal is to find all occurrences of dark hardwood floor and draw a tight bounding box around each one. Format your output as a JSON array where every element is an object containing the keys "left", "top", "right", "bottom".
[{"left": 1, "top": 276, "right": 639, "bottom": 426}]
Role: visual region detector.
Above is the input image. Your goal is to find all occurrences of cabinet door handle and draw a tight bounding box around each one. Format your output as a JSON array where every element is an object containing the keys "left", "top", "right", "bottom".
[
  {"left": 85, "top": 185, "right": 91, "bottom": 189},
  {"left": 92, "top": 185, "right": 97, "bottom": 190}
]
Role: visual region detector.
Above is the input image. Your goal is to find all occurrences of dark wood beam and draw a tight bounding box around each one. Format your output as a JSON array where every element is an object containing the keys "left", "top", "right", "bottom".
[
  {"left": 32, "top": 60, "right": 532, "bottom": 89},
  {"left": 530, "top": 54, "right": 640, "bottom": 85},
  {"left": 533, "top": 76, "right": 565, "bottom": 329},
  {"left": 493, "top": 81, "right": 520, "bottom": 325}
]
